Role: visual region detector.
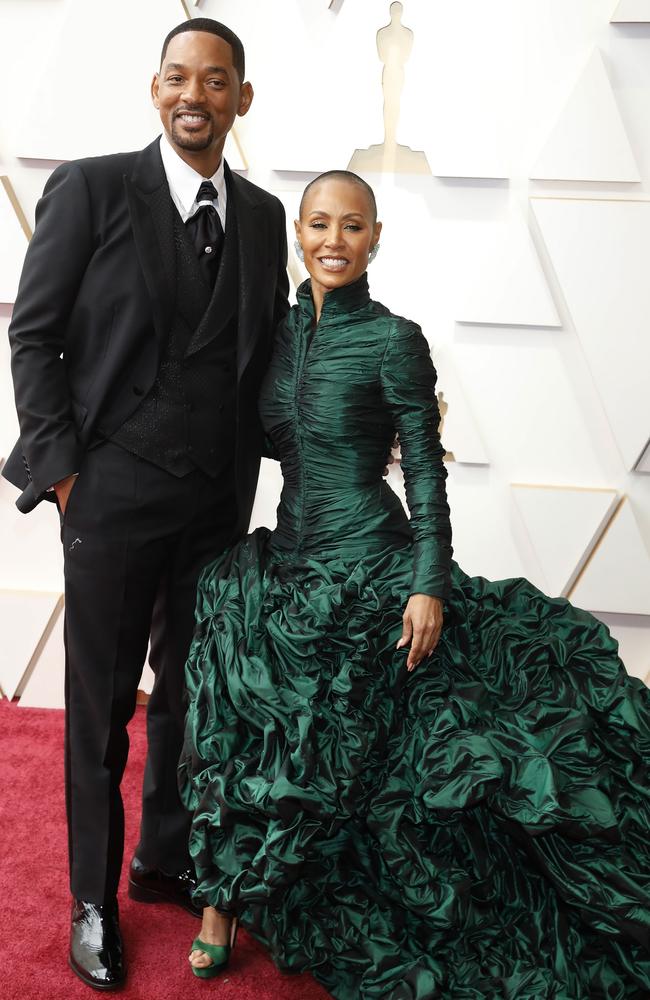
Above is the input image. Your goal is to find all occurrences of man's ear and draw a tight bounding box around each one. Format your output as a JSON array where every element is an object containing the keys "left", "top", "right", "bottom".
[
  {"left": 238, "top": 82, "right": 254, "bottom": 118},
  {"left": 151, "top": 73, "right": 160, "bottom": 109}
]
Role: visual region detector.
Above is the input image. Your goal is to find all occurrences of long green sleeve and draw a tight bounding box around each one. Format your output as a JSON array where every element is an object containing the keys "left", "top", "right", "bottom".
[{"left": 380, "top": 319, "right": 453, "bottom": 598}]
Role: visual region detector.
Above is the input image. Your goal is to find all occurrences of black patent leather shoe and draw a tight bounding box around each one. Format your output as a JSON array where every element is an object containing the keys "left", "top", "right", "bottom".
[
  {"left": 69, "top": 898, "right": 125, "bottom": 991},
  {"left": 128, "top": 856, "right": 202, "bottom": 917}
]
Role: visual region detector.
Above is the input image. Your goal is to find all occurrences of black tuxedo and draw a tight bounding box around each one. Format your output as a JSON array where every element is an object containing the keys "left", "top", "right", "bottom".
[{"left": 4, "top": 138, "right": 289, "bottom": 902}]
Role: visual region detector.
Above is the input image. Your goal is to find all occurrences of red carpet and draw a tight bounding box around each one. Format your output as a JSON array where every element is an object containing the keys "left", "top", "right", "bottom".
[{"left": 0, "top": 699, "right": 330, "bottom": 1000}]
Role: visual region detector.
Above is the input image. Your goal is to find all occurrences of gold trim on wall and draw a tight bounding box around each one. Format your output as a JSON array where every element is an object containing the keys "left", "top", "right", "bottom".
[
  {"left": 1, "top": 176, "right": 32, "bottom": 240},
  {"left": 566, "top": 494, "right": 626, "bottom": 599}
]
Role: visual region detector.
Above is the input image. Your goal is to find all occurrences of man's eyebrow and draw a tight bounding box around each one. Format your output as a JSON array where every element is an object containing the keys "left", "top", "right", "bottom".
[{"left": 163, "top": 63, "right": 230, "bottom": 75}]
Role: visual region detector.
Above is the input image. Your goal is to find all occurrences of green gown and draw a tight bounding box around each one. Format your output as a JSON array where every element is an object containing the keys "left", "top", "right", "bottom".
[{"left": 180, "top": 275, "right": 650, "bottom": 999}]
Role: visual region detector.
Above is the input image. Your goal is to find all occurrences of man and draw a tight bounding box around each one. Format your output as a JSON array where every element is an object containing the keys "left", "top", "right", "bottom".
[{"left": 3, "top": 18, "right": 289, "bottom": 990}]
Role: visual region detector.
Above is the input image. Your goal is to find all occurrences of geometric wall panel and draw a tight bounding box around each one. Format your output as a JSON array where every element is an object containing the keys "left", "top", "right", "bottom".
[
  {"left": 570, "top": 498, "right": 650, "bottom": 615},
  {"left": 531, "top": 50, "right": 641, "bottom": 182},
  {"left": 0, "top": 591, "right": 63, "bottom": 700},
  {"left": 13, "top": 0, "right": 245, "bottom": 170},
  {"left": 532, "top": 197, "right": 650, "bottom": 471},
  {"left": 455, "top": 217, "right": 561, "bottom": 327},
  {"left": 0, "top": 177, "right": 30, "bottom": 305},
  {"left": 512, "top": 485, "right": 620, "bottom": 597},
  {"left": 18, "top": 601, "right": 65, "bottom": 709},
  {"left": 611, "top": 1, "right": 650, "bottom": 22}
]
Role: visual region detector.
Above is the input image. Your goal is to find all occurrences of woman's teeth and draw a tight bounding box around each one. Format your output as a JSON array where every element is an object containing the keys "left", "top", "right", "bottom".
[{"left": 319, "top": 257, "right": 348, "bottom": 271}]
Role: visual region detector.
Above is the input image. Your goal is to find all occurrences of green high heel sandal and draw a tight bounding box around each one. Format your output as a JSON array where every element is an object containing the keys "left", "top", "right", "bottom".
[{"left": 189, "top": 918, "right": 238, "bottom": 980}]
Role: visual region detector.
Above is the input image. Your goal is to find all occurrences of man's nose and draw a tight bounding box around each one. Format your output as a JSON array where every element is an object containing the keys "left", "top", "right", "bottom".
[{"left": 181, "top": 79, "right": 206, "bottom": 104}]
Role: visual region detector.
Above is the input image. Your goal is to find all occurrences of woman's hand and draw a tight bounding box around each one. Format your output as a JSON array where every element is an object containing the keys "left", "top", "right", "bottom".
[{"left": 396, "top": 594, "right": 444, "bottom": 671}]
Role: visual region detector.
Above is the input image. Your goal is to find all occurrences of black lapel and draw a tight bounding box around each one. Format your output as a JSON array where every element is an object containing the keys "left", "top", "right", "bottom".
[
  {"left": 228, "top": 165, "right": 269, "bottom": 378},
  {"left": 123, "top": 138, "right": 177, "bottom": 354}
]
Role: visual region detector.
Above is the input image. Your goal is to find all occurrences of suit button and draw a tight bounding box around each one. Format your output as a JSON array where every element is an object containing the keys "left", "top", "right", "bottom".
[{"left": 133, "top": 385, "right": 144, "bottom": 396}]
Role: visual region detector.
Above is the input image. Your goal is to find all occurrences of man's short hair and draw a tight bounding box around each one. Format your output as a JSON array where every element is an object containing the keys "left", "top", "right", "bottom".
[{"left": 160, "top": 18, "right": 245, "bottom": 82}]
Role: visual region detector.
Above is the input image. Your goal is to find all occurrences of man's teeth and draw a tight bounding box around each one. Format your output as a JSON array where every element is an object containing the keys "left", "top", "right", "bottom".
[{"left": 180, "top": 114, "right": 206, "bottom": 123}]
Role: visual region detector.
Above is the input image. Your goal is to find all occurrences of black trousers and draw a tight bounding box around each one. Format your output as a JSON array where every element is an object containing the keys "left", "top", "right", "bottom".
[{"left": 61, "top": 440, "right": 237, "bottom": 904}]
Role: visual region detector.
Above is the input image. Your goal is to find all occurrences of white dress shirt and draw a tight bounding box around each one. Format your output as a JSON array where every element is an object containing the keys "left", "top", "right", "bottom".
[{"left": 159, "top": 134, "right": 227, "bottom": 229}]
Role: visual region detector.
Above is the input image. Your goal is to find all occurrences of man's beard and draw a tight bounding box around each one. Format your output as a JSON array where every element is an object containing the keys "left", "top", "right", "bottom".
[{"left": 170, "top": 120, "right": 215, "bottom": 151}]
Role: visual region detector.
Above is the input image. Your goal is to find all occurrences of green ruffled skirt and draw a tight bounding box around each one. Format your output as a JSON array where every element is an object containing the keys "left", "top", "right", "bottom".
[{"left": 180, "top": 528, "right": 650, "bottom": 999}]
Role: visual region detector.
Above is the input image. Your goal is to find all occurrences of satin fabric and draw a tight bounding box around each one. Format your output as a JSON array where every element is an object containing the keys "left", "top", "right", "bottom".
[{"left": 181, "top": 275, "right": 650, "bottom": 999}]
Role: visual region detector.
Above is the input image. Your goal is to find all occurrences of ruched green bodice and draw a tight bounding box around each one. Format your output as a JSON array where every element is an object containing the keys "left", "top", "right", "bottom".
[
  {"left": 261, "top": 275, "right": 452, "bottom": 597},
  {"left": 181, "top": 278, "right": 650, "bottom": 1000}
]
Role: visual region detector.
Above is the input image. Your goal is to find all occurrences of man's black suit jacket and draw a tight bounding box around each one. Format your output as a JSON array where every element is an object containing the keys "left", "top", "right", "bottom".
[{"left": 4, "top": 137, "right": 289, "bottom": 533}]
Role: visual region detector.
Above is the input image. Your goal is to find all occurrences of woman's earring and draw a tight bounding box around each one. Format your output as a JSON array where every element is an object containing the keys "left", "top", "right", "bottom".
[
  {"left": 294, "top": 240, "right": 304, "bottom": 263},
  {"left": 368, "top": 243, "right": 380, "bottom": 264}
]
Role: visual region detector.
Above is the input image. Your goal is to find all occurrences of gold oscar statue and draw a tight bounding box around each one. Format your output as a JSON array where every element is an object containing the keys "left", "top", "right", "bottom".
[{"left": 349, "top": 2, "right": 430, "bottom": 174}]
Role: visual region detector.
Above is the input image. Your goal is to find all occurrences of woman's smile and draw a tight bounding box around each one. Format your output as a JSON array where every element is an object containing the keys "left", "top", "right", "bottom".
[{"left": 318, "top": 255, "right": 350, "bottom": 272}]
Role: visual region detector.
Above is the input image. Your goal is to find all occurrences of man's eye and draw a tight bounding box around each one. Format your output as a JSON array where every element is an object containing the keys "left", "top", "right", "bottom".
[
  {"left": 167, "top": 76, "right": 183, "bottom": 84},
  {"left": 208, "top": 79, "right": 225, "bottom": 88}
]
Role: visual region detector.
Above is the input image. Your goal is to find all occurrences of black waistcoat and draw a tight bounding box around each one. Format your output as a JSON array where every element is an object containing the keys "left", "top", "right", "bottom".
[{"left": 112, "top": 195, "right": 238, "bottom": 478}]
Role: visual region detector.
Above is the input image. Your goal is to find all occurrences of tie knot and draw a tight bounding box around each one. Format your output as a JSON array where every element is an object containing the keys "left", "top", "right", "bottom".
[{"left": 196, "top": 180, "right": 218, "bottom": 206}]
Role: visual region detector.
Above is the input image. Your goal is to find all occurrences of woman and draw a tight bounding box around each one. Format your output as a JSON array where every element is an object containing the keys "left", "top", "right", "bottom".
[{"left": 180, "top": 171, "right": 650, "bottom": 998}]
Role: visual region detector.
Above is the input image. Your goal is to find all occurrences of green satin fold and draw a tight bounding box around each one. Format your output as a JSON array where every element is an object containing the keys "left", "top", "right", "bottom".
[{"left": 181, "top": 276, "right": 650, "bottom": 999}]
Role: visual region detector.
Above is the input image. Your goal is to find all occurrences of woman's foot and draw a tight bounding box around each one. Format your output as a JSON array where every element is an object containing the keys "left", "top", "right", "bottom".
[{"left": 189, "top": 907, "right": 234, "bottom": 971}]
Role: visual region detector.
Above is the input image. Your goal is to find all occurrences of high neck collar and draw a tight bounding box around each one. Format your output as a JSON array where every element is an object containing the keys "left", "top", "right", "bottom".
[{"left": 297, "top": 273, "right": 371, "bottom": 322}]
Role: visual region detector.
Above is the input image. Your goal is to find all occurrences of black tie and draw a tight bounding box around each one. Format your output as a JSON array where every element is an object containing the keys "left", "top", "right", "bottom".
[{"left": 186, "top": 180, "right": 224, "bottom": 286}]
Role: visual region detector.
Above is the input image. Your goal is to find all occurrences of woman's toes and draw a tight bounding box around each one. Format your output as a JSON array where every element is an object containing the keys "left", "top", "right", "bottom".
[{"left": 189, "top": 949, "right": 211, "bottom": 968}]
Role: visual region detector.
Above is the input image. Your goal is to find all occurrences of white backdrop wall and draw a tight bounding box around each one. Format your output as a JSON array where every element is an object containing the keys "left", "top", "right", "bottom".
[{"left": 0, "top": 0, "right": 649, "bottom": 705}]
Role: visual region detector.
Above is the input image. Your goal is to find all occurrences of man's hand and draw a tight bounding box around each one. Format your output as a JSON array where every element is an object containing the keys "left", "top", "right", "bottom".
[
  {"left": 396, "top": 594, "right": 443, "bottom": 671},
  {"left": 53, "top": 474, "right": 77, "bottom": 516}
]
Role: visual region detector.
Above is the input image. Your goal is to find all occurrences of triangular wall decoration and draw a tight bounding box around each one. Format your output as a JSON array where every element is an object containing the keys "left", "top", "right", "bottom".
[
  {"left": 455, "top": 216, "right": 560, "bottom": 328},
  {"left": 570, "top": 498, "right": 650, "bottom": 614},
  {"left": 512, "top": 485, "right": 620, "bottom": 597},
  {"left": 531, "top": 50, "right": 640, "bottom": 182},
  {"left": 532, "top": 196, "right": 650, "bottom": 472},
  {"left": 611, "top": 0, "right": 650, "bottom": 22}
]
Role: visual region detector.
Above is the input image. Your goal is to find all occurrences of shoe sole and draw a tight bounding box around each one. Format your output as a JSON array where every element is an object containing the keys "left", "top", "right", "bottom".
[
  {"left": 68, "top": 955, "right": 125, "bottom": 991},
  {"left": 127, "top": 877, "right": 202, "bottom": 918}
]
